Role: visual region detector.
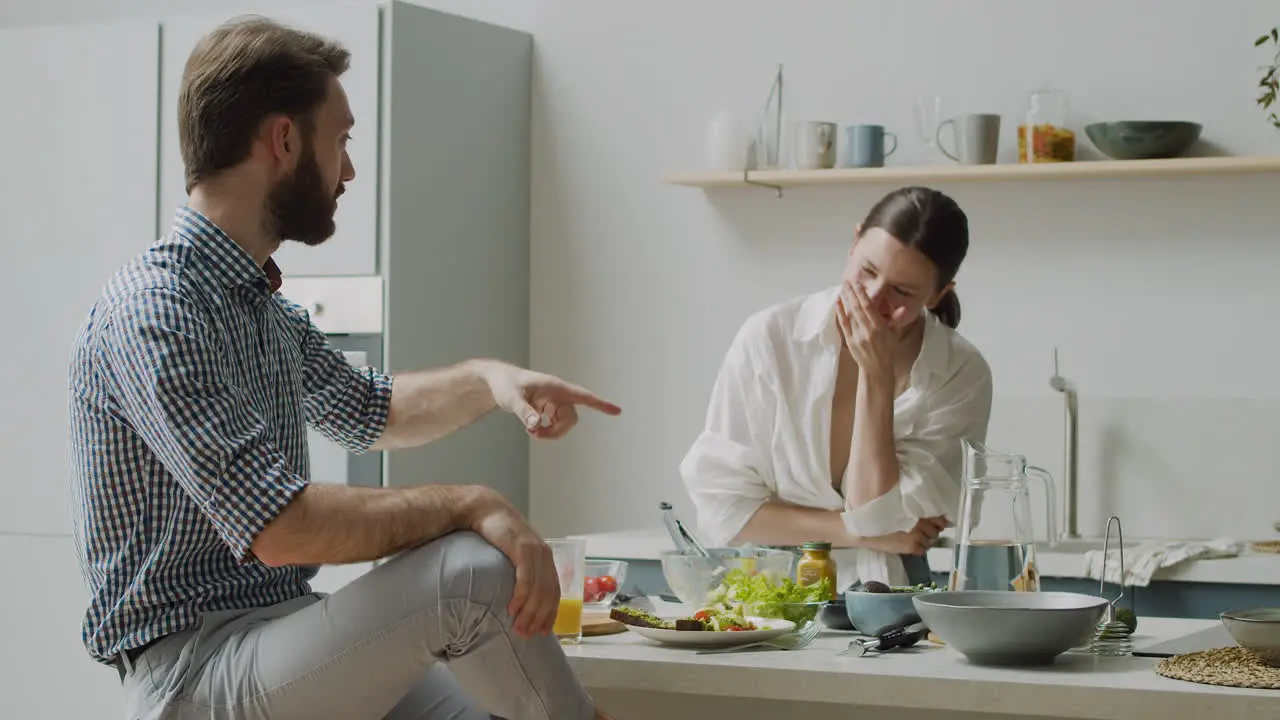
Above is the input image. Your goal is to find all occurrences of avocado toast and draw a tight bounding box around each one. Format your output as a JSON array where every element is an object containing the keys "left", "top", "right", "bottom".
[
  {"left": 609, "top": 605, "right": 762, "bottom": 633},
  {"left": 609, "top": 606, "right": 675, "bottom": 630}
]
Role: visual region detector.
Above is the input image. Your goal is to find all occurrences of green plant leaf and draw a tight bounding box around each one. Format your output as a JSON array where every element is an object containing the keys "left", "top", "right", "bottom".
[{"left": 1254, "top": 28, "right": 1280, "bottom": 128}]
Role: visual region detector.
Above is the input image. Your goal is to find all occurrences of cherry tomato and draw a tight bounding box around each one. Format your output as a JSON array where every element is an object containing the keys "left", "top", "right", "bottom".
[
  {"left": 693, "top": 610, "right": 711, "bottom": 621},
  {"left": 728, "top": 626, "right": 744, "bottom": 631},
  {"left": 583, "top": 576, "right": 601, "bottom": 602},
  {"left": 598, "top": 575, "right": 618, "bottom": 594}
]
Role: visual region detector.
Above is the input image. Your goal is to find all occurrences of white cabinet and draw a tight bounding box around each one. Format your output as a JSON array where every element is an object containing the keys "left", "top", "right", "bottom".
[
  {"left": 0, "top": 534, "right": 123, "bottom": 717},
  {"left": 0, "top": 20, "right": 160, "bottom": 535},
  {"left": 157, "top": 6, "right": 381, "bottom": 277}
]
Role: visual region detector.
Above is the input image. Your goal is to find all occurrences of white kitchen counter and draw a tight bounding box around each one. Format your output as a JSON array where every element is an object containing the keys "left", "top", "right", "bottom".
[
  {"left": 571, "top": 527, "right": 1280, "bottom": 585},
  {"left": 564, "top": 603, "right": 1280, "bottom": 720}
]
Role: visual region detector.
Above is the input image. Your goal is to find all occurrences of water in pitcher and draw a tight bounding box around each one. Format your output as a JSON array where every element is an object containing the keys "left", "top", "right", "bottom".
[{"left": 951, "top": 539, "right": 1040, "bottom": 592}]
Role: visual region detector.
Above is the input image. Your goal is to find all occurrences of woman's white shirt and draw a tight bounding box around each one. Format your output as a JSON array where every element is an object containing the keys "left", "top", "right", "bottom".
[{"left": 679, "top": 285, "right": 994, "bottom": 588}]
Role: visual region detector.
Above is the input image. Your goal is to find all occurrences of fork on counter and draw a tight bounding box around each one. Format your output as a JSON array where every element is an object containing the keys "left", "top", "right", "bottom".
[{"left": 694, "top": 621, "right": 823, "bottom": 655}]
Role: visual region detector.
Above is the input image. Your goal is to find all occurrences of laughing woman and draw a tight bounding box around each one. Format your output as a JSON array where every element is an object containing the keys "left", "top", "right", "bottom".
[{"left": 679, "top": 186, "right": 994, "bottom": 590}]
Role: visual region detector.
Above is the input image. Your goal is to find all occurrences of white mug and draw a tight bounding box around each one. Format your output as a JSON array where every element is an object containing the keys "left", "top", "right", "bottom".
[{"left": 705, "top": 113, "right": 749, "bottom": 171}]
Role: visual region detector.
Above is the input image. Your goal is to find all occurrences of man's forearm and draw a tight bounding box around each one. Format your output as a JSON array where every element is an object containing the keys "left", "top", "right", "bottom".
[
  {"left": 846, "top": 370, "right": 901, "bottom": 508},
  {"left": 250, "top": 483, "right": 490, "bottom": 567},
  {"left": 373, "top": 359, "right": 499, "bottom": 451}
]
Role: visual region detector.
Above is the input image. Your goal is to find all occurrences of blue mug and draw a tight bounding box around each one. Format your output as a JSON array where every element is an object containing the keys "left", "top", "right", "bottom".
[{"left": 845, "top": 124, "right": 899, "bottom": 168}]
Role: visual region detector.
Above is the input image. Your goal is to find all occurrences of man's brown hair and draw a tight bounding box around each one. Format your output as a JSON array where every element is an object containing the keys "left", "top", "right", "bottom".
[{"left": 178, "top": 16, "right": 350, "bottom": 193}]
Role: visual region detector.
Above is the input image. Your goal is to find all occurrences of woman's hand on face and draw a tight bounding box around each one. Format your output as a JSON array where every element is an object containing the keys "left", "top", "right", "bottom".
[{"left": 836, "top": 281, "right": 901, "bottom": 385}]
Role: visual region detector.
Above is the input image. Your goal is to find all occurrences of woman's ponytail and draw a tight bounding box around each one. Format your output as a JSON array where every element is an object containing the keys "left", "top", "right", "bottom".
[{"left": 930, "top": 291, "right": 961, "bottom": 329}]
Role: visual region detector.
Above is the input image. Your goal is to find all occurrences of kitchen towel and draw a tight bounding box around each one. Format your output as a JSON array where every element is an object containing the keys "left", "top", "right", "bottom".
[{"left": 1082, "top": 539, "right": 1242, "bottom": 587}]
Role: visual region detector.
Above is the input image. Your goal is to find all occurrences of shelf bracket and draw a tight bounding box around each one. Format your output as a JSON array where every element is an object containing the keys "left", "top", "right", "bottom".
[{"left": 743, "top": 168, "right": 783, "bottom": 198}]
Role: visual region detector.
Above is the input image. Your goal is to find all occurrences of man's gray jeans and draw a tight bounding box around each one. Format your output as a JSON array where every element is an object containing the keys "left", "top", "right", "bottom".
[{"left": 118, "top": 531, "right": 596, "bottom": 720}]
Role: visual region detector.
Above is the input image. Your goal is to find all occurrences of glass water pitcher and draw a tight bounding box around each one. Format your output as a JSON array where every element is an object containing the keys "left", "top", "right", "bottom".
[{"left": 950, "top": 439, "right": 1057, "bottom": 592}]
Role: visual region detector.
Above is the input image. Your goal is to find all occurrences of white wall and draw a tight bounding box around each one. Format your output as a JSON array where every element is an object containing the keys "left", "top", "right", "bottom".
[
  {"left": 5, "top": 0, "right": 1279, "bottom": 546},
  {"left": 522, "top": 0, "right": 1280, "bottom": 543},
  {"left": 0, "top": 0, "right": 533, "bottom": 32}
]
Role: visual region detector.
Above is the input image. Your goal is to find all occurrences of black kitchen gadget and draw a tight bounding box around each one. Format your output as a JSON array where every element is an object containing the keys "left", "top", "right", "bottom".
[{"left": 851, "top": 621, "right": 930, "bottom": 656}]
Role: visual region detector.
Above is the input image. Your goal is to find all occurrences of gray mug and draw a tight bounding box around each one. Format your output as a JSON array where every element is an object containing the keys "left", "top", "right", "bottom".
[
  {"left": 845, "top": 124, "right": 899, "bottom": 168},
  {"left": 792, "top": 121, "right": 838, "bottom": 169},
  {"left": 937, "top": 113, "right": 1001, "bottom": 165}
]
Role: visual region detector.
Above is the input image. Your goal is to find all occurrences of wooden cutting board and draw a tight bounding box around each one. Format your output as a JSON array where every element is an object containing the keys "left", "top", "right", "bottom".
[{"left": 582, "top": 610, "right": 626, "bottom": 637}]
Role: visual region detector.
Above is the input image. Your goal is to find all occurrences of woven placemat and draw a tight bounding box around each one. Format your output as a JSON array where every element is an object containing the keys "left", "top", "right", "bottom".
[
  {"left": 1155, "top": 646, "right": 1280, "bottom": 689},
  {"left": 1251, "top": 540, "right": 1280, "bottom": 554}
]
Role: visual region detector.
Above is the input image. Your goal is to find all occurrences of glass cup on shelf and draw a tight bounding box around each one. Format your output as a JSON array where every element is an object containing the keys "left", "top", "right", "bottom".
[
  {"left": 548, "top": 537, "right": 587, "bottom": 644},
  {"left": 914, "top": 94, "right": 944, "bottom": 154}
]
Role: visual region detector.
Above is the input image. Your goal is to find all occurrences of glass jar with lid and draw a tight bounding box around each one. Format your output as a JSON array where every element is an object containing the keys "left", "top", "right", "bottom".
[
  {"left": 796, "top": 541, "right": 837, "bottom": 600},
  {"left": 1017, "top": 88, "right": 1075, "bottom": 163}
]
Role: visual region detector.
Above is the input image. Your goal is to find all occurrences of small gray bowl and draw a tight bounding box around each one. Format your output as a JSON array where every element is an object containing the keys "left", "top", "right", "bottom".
[
  {"left": 913, "top": 591, "right": 1108, "bottom": 666},
  {"left": 819, "top": 599, "right": 855, "bottom": 630},
  {"left": 1084, "top": 121, "right": 1202, "bottom": 160},
  {"left": 1221, "top": 608, "right": 1280, "bottom": 667},
  {"left": 844, "top": 587, "right": 935, "bottom": 636}
]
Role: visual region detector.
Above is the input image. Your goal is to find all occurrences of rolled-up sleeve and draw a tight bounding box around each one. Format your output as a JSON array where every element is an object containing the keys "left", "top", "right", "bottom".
[
  {"left": 295, "top": 317, "right": 393, "bottom": 453},
  {"left": 100, "top": 289, "right": 309, "bottom": 562},
  {"left": 842, "top": 352, "right": 994, "bottom": 537},
  {"left": 678, "top": 324, "right": 776, "bottom": 547}
]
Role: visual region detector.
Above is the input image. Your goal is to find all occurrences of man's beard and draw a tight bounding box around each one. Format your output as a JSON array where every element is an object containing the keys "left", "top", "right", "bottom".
[{"left": 266, "top": 145, "right": 341, "bottom": 247}]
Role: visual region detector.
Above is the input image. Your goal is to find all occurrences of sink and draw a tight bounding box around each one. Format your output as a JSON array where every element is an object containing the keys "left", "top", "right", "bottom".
[
  {"left": 1035, "top": 537, "right": 1141, "bottom": 554},
  {"left": 932, "top": 537, "right": 1143, "bottom": 554},
  {"left": 932, "top": 537, "right": 1140, "bottom": 554}
]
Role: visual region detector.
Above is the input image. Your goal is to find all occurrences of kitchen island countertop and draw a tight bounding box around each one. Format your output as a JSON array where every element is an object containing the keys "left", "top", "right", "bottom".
[
  {"left": 571, "top": 526, "right": 1280, "bottom": 586},
  {"left": 563, "top": 602, "right": 1279, "bottom": 720}
]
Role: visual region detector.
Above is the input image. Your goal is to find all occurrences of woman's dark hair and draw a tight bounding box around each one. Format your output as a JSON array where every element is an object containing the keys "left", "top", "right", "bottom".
[{"left": 859, "top": 186, "right": 969, "bottom": 329}]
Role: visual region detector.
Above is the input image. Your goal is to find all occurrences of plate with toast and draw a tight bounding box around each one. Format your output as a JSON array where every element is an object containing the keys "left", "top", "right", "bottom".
[{"left": 609, "top": 605, "right": 796, "bottom": 648}]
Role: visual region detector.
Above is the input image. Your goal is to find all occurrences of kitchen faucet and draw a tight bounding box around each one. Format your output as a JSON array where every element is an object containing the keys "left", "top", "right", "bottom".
[{"left": 1049, "top": 348, "right": 1080, "bottom": 541}]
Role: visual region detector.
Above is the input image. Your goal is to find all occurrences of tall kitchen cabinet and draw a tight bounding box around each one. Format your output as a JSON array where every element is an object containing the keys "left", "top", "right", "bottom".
[{"left": 0, "top": 3, "right": 531, "bottom": 717}]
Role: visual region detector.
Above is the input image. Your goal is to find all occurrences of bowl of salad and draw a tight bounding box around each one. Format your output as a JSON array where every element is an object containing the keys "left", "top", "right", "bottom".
[
  {"left": 660, "top": 547, "right": 795, "bottom": 607},
  {"left": 704, "top": 568, "right": 833, "bottom": 627},
  {"left": 845, "top": 581, "right": 943, "bottom": 636}
]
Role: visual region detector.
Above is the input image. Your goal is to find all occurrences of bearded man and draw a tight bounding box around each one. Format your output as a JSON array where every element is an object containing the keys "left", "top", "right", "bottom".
[{"left": 67, "top": 15, "right": 618, "bottom": 720}]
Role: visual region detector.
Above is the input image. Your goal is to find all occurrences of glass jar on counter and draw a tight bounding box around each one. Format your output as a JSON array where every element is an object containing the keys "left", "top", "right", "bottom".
[
  {"left": 1017, "top": 88, "right": 1075, "bottom": 163},
  {"left": 796, "top": 541, "right": 837, "bottom": 600}
]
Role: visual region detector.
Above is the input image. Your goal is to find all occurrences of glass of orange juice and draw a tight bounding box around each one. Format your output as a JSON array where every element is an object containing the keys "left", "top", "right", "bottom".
[{"left": 547, "top": 537, "right": 586, "bottom": 644}]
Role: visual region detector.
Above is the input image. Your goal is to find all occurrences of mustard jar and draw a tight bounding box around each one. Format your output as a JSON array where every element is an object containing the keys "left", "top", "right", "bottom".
[{"left": 796, "top": 541, "right": 838, "bottom": 600}]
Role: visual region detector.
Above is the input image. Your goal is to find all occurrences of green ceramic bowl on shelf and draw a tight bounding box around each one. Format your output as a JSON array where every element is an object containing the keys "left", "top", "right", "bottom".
[{"left": 1084, "top": 121, "right": 1202, "bottom": 160}]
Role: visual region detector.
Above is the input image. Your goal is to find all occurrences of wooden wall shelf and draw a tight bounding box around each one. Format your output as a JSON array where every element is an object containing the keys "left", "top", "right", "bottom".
[{"left": 663, "top": 156, "right": 1280, "bottom": 190}]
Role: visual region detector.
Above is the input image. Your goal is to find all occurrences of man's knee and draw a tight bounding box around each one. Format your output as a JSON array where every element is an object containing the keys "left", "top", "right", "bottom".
[{"left": 411, "top": 530, "right": 517, "bottom": 609}]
